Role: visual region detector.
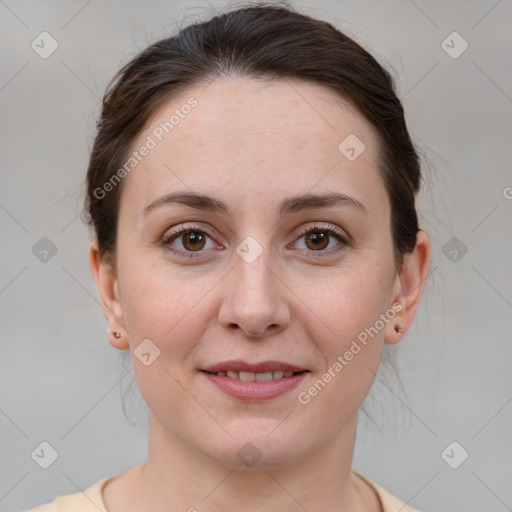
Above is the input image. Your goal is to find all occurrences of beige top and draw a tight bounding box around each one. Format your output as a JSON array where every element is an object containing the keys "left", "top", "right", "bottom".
[{"left": 25, "top": 471, "right": 423, "bottom": 512}]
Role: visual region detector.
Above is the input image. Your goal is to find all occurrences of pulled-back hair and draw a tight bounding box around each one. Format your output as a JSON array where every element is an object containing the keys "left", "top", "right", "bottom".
[{"left": 85, "top": 2, "right": 421, "bottom": 271}]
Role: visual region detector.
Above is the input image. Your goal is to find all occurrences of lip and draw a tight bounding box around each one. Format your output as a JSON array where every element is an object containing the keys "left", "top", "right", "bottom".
[
  {"left": 202, "top": 360, "right": 308, "bottom": 373},
  {"left": 201, "top": 370, "right": 308, "bottom": 401}
]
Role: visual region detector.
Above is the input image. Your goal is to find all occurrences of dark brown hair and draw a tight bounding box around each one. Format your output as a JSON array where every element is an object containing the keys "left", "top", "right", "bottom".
[{"left": 84, "top": 2, "right": 421, "bottom": 270}]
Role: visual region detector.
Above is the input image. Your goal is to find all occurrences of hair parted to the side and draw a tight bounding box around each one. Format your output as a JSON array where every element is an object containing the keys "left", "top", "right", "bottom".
[{"left": 83, "top": 1, "right": 422, "bottom": 273}]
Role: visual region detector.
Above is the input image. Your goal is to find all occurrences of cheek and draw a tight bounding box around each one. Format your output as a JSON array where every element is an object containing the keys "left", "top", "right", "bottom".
[
  {"left": 119, "top": 259, "right": 218, "bottom": 356},
  {"left": 298, "top": 271, "right": 390, "bottom": 401},
  {"left": 121, "top": 266, "right": 217, "bottom": 424},
  {"left": 302, "top": 269, "right": 390, "bottom": 345}
]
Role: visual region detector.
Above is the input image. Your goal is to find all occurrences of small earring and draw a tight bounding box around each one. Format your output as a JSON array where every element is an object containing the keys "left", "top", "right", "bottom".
[
  {"left": 112, "top": 330, "right": 121, "bottom": 339},
  {"left": 394, "top": 324, "right": 403, "bottom": 335}
]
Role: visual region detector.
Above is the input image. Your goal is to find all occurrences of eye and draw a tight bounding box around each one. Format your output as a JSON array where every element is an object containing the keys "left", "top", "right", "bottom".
[
  {"left": 292, "top": 223, "right": 349, "bottom": 257},
  {"left": 162, "top": 222, "right": 350, "bottom": 260},
  {"left": 162, "top": 224, "right": 219, "bottom": 259}
]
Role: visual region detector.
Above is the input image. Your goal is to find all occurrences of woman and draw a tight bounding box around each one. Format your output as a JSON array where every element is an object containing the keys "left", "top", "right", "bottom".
[{"left": 27, "top": 3, "right": 430, "bottom": 511}]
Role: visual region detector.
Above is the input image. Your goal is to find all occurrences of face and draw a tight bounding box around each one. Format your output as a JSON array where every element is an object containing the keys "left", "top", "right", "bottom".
[{"left": 94, "top": 77, "right": 418, "bottom": 468}]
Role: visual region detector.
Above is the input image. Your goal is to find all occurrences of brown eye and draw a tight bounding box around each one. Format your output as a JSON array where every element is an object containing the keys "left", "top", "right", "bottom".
[
  {"left": 293, "top": 224, "right": 349, "bottom": 258},
  {"left": 304, "top": 230, "right": 330, "bottom": 251},
  {"left": 162, "top": 225, "right": 218, "bottom": 259},
  {"left": 181, "top": 231, "right": 206, "bottom": 251}
]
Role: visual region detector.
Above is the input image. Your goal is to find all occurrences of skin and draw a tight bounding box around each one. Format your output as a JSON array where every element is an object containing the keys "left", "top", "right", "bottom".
[{"left": 90, "top": 76, "right": 430, "bottom": 512}]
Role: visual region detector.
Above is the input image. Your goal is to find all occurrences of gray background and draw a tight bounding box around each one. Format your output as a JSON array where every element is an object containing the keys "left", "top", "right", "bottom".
[{"left": 1, "top": 1, "right": 511, "bottom": 511}]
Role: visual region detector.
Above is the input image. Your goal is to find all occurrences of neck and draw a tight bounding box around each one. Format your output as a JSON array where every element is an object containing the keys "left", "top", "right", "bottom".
[{"left": 117, "top": 413, "right": 374, "bottom": 512}]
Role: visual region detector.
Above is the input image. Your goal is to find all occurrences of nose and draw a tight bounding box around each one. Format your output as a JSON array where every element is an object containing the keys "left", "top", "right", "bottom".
[{"left": 218, "top": 249, "right": 290, "bottom": 338}]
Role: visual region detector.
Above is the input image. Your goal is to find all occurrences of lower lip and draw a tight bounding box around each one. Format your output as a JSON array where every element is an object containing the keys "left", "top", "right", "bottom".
[{"left": 201, "top": 371, "right": 308, "bottom": 401}]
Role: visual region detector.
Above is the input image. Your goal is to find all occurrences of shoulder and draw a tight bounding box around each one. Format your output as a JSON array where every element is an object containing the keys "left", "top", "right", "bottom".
[
  {"left": 353, "top": 471, "right": 426, "bottom": 512},
  {"left": 23, "top": 477, "right": 110, "bottom": 512},
  {"left": 24, "top": 502, "right": 57, "bottom": 512}
]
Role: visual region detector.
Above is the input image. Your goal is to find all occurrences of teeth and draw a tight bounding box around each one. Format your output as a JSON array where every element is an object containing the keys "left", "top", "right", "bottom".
[
  {"left": 215, "top": 370, "right": 296, "bottom": 380},
  {"left": 255, "top": 372, "right": 273, "bottom": 382}
]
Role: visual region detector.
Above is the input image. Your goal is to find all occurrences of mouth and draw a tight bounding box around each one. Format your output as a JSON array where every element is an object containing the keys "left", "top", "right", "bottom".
[
  {"left": 200, "top": 360, "right": 310, "bottom": 401},
  {"left": 201, "top": 360, "right": 308, "bottom": 374},
  {"left": 203, "top": 370, "right": 304, "bottom": 381}
]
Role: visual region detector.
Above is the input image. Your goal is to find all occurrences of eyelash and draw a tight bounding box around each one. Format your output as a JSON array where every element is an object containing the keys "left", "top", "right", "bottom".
[{"left": 161, "top": 223, "right": 350, "bottom": 260}]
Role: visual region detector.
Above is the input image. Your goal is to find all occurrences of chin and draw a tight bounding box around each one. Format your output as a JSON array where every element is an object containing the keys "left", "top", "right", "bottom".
[{"left": 202, "top": 427, "right": 307, "bottom": 470}]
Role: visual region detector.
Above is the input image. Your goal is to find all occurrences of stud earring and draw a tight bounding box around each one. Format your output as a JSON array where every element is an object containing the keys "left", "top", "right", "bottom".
[
  {"left": 112, "top": 330, "right": 121, "bottom": 339},
  {"left": 394, "top": 324, "right": 403, "bottom": 335}
]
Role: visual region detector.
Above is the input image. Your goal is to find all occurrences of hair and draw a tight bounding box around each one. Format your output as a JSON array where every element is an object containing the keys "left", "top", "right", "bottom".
[{"left": 84, "top": 1, "right": 422, "bottom": 273}]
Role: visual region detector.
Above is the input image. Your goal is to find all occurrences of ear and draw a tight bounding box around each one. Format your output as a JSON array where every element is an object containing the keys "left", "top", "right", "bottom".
[
  {"left": 89, "top": 238, "right": 129, "bottom": 350},
  {"left": 384, "top": 230, "right": 430, "bottom": 344}
]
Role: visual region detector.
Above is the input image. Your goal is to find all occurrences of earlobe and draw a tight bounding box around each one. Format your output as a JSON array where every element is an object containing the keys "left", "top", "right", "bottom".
[
  {"left": 384, "top": 294, "right": 405, "bottom": 345},
  {"left": 89, "top": 238, "right": 129, "bottom": 350},
  {"left": 384, "top": 230, "right": 431, "bottom": 345}
]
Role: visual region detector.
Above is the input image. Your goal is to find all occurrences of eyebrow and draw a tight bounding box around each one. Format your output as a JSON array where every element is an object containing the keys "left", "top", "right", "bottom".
[{"left": 142, "top": 191, "right": 368, "bottom": 217}]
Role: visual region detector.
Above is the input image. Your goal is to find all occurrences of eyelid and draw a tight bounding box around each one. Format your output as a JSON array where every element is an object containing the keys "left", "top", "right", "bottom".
[
  {"left": 295, "top": 222, "right": 348, "bottom": 240},
  {"left": 163, "top": 221, "right": 348, "bottom": 240},
  {"left": 161, "top": 223, "right": 223, "bottom": 251},
  {"left": 163, "top": 222, "right": 216, "bottom": 241},
  {"left": 162, "top": 221, "right": 350, "bottom": 258},
  {"left": 291, "top": 222, "right": 350, "bottom": 256}
]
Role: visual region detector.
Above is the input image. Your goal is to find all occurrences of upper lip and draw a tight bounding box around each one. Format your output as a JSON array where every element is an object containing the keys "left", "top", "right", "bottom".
[{"left": 202, "top": 360, "right": 308, "bottom": 373}]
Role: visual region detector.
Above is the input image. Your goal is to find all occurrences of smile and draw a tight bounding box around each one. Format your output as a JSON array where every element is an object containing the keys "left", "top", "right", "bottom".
[
  {"left": 200, "top": 368, "right": 309, "bottom": 401},
  {"left": 211, "top": 370, "right": 297, "bottom": 381}
]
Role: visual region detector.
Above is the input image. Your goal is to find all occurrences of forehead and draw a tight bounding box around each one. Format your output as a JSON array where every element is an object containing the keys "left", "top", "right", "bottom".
[{"left": 120, "top": 76, "right": 387, "bottom": 220}]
